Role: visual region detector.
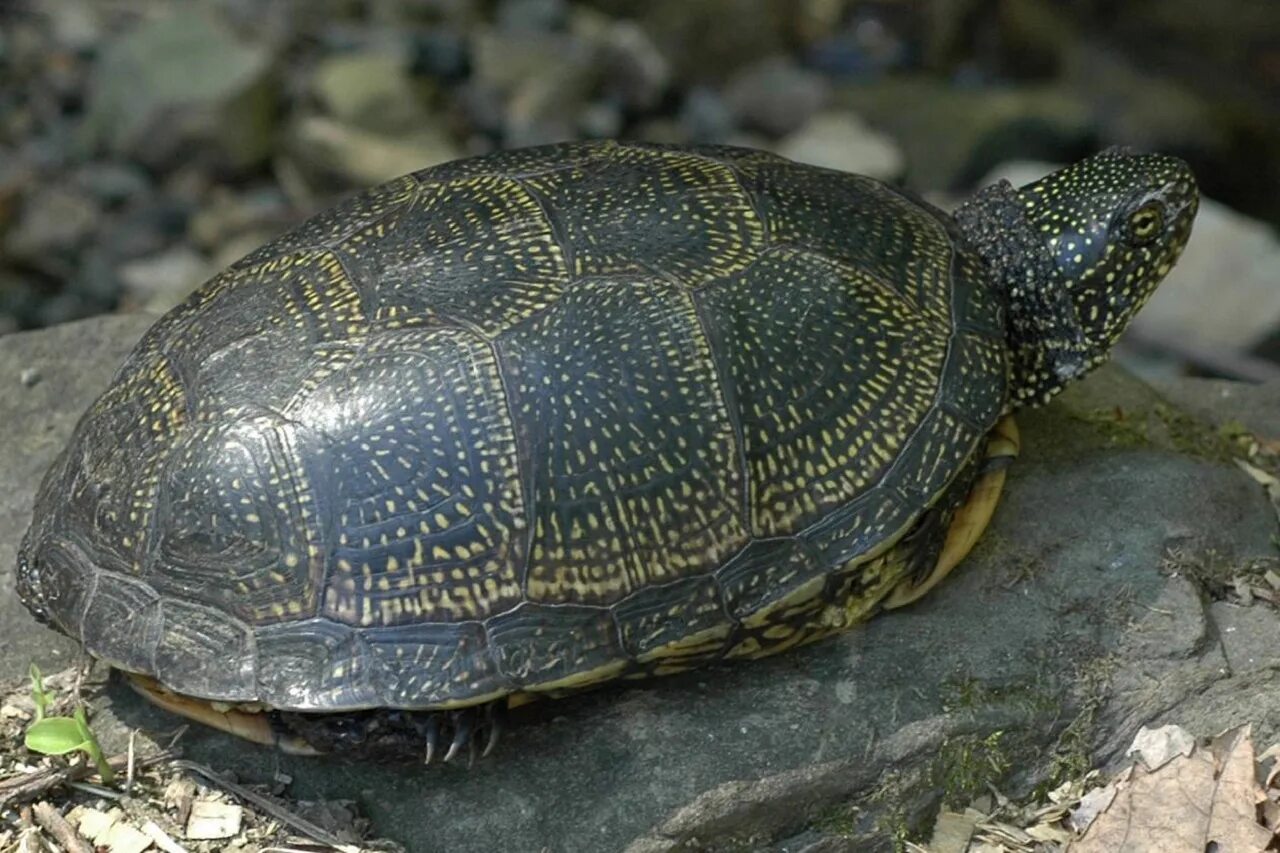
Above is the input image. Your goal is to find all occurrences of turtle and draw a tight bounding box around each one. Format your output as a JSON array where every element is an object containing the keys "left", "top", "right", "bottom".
[{"left": 16, "top": 141, "right": 1198, "bottom": 760}]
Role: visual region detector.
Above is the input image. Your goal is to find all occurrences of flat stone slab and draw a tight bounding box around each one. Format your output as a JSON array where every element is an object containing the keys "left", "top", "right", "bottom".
[{"left": 2, "top": 316, "right": 1278, "bottom": 852}]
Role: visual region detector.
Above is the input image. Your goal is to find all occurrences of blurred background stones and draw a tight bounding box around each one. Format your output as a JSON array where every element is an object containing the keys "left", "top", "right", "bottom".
[{"left": 0, "top": 0, "right": 1276, "bottom": 381}]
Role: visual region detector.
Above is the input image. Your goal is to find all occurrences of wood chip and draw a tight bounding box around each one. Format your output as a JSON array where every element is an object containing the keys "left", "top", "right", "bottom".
[
  {"left": 163, "top": 777, "right": 196, "bottom": 826},
  {"left": 141, "top": 821, "right": 190, "bottom": 853},
  {"left": 185, "top": 800, "right": 243, "bottom": 840},
  {"left": 100, "top": 822, "right": 153, "bottom": 853}
]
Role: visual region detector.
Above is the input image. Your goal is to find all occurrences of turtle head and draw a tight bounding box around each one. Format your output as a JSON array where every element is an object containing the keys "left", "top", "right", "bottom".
[{"left": 956, "top": 148, "right": 1198, "bottom": 407}]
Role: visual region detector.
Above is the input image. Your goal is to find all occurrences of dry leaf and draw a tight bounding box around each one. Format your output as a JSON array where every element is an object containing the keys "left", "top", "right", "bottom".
[
  {"left": 1070, "top": 725, "right": 1272, "bottom": 852},
  {"left": 1067, "top": 782, "right": 1119, "bottom": 834},
  {"left": 1127, "top": 724, "right": 1196, "bottom": 771},
  {"left": 1025, "top": 821, "right": 1073, "bottom": 843}
]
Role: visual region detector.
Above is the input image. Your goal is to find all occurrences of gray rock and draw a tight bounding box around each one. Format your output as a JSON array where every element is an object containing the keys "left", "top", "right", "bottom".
[
  {"left": 834, "top": 79, "right": 1093, "bottom": 191},
  {"left": 470, "top": 29, "right": 581, "bottom": 95},
  {"left": 72, "top": 162, "right": 152, "bottom": 207},
  {"left": 4, "top": 184, "right": 99, "bottom": 267},
  {"left": 496, "top": 0, "right": 567, "bottom": 32},
  {"left": 679, "top": 86, "right": 736, "bottom": 143},
  {"left": 471, "top": 29, "right": 598, "bottom": 147},
  {"left": 0, "top": 315, "right": 157, "bottom": 679},
  {"left": 725, "top": 56, "right": 830, "bottom": 137},
  {"left": 312, "top": 50, "right": 434, "bottom": 136},
  {"left": 117, "top": 247, "right": 213, "bottom": 315},
  {"left": 187, "top": 185, "right": 292, "bottom": 253},
  {"left": 776, "top": 111, "right": 904, "bottom": 180},
  {"left": 2, "top": 315, "right": 1278, "bottom": 851},
  {"left": 589, "top": 18, "right": 671, "bottom": 112},
  {"left": 630, "top": 0, "right": 790, "bottom": 85},
  {"left": 84, "top": 11, "right": 277, "bottom": 171},
  {"left": 42, "top": 0, "right": 104, "bottom": 51},
  {"left": 287, "top": 115, "right": 460, "bottom": 192}
]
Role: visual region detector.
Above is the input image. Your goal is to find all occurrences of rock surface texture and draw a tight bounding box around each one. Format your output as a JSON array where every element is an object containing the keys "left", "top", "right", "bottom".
[{"left": 1, "top": 316, "right": 1278, "bottom": 852}]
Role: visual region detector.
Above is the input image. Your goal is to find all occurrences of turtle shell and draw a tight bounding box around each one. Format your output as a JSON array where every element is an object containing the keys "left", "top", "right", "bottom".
[{"left": 19, "top": 141, "right": 1008, "bottom": 712}]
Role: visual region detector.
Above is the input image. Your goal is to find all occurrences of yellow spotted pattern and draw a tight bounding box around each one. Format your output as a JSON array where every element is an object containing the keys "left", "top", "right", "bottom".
[
  {"left": 26, "top": 141, "right": 1012, "bottom": 712},
  {"left": 501, "top": 277, "right": 748, "bottom": 606}
]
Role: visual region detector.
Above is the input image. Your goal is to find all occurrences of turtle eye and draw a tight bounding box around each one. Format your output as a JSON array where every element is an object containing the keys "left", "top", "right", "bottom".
[{"left": 1128, "top": 203, "right": 1164, "bottom": 245}]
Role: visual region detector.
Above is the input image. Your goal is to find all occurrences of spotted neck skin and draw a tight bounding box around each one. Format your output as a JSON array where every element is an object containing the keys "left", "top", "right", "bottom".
[{"left": 956, "top": 149, "right": 1199, "bottom": 409}]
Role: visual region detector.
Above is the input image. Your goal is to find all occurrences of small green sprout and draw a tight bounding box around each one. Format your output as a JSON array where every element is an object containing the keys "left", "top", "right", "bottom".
[
  {"left": 23, "top": 667, "right": 114, "bottom": 783},
  {"left": 29, "top": 663, "right": 52, "bottom": 721}
]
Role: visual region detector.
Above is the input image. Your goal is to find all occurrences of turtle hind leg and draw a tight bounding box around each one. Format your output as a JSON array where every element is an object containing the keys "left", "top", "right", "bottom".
[{"left": 884, "top": 415, "right": 1020, "bottom": 609}]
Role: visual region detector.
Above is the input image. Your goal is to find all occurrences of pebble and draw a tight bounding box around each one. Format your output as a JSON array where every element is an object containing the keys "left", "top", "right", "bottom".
[
  {"left": 117, "top": 247, "right": 212, "bottom": 314},
  {"left": 288, "top": 115, "right": 461, "bottom": 190},
  {"left": 312, "top": 50, "right": 433, "bottom": 135},
  {"left": 777, "top": 111, "right": 904, "bottom": 179},
  {"left": 724, "top": 55, "right": 829, "bottom": 137},
  {"left": 4, "top": 184, "right": 99, "bottom": 264},
  {"left": 84, "top": 11, "right": 277, "bottom": 170}
]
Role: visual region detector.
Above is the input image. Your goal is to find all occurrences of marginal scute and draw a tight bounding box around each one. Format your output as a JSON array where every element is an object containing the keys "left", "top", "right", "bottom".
[
  {"left": 891, "top": 408, "right": 983, "bottom": 503},
  {"left": 23, "top": 538, "right": 96, "bottom": 639},
  {"left": 363, "top": 621, "right": 509, "bottom": 707},
  {"left": 255, "top": 619, "right": 381, "bottom": 711},
  {"left": 941, "top": 333, "right": 1009, "bottom": 427},
  {"left": 486, "top": 603, "right": 622, "bottom": 690},
  {"left": 802, "top": 486, "right": 915, "bottom": 571},
  {"left": 154, "top": 599, "right": 257, "bottom": 701},
  {"left": 80, "top": 572, "right": 162, "bottom": 675},
  {"left": 613, "top": 575, "right": 731, "bottom": 659},
  {"left": 716, "top": 538, "right": 818, "bottom": 620}
]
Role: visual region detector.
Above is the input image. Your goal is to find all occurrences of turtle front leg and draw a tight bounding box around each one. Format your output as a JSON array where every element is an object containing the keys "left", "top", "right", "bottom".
[{"left": 883, "top": 415, "right": 1020, "bottom": 609}]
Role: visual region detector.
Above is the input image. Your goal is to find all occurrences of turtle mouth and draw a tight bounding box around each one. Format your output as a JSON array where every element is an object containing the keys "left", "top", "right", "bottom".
[{"left": 126, "top": 674, "right": 507, "bottom": 762}]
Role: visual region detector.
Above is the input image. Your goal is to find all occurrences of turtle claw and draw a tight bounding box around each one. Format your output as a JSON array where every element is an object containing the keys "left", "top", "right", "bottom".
[
  {"left": 481, "top": 701, "right": 505, "bottom": 757},
  {"left": 423, "top": 716, "right": 440, "bottom": 765},
  {"left": 443, "top": 711, "right": 473, "bottom": 764}
]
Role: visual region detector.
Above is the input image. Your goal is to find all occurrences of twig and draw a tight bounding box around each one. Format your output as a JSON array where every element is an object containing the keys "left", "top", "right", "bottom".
[
  {"left": 171, "top": 760, "right": 361, "bottom": 853},
  {"left": 66, "top": 781, "right": 123, "bottom": 800},
  {"left": 30, "top": 802, "right": 92, "bottom": 853},
  {"left": 0, "top": 749, "right": 178, "bottom": 810},
  {"left": 126, "top": 730, "right": 137, "bottom": 794}
]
